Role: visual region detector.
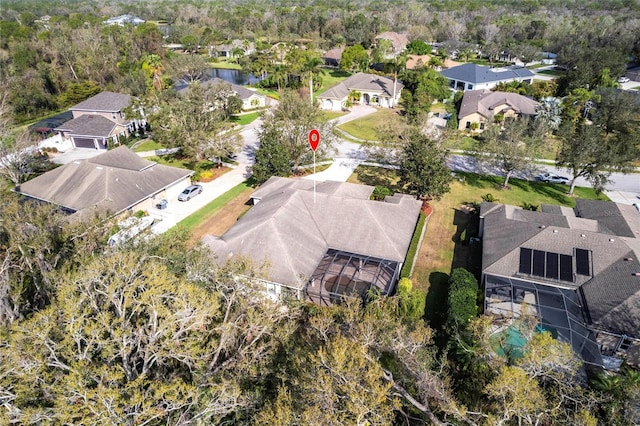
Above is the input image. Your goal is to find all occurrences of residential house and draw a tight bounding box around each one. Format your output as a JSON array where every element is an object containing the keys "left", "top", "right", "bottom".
[
  {"left": 375, "top": 32, "right": 409, "bottom": 58},
  {"left": 215, "top": 39, "right": 255, "bottom": 58},
  {"left": 440, "top": 63, "right": 535, "bottom": 92},
  {"left": 457, "top": 89, "right": 540, "bottom": 131},
  {"left": 322, "top": 47, "right": 344, "bottom": 67},
  {"left": 405, "top": 54, "right": 462, "bottom": 71},
  {"left": 480, "top": 199, "right": 640, "bottom": 369},
  {"left": 14, "top": 146, "right": 192, "bottom": 218},
  {"left": 54, "top": 92, "right": 139, "bottom": 150},
  {"left": 317, "top": 72, "right": 403, "bottom": 111},
  {"left": 104, "top": 15, "right": 145, "bottom": 26},
  {"left": 203, "top": 176, "right": 422, "bottom": 304},
  {"left": 178, "top": 78, "right": 267, "bottom": 110}
]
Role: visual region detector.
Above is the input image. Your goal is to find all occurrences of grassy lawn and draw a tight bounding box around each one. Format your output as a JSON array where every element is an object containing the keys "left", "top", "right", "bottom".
[
  {"left": 133, "top": 139, "right": 164, "bottom": 152},
  {"left": 321, "top": 111, "right": 348, "bottom": 121},
  {"left": 254, "top": 88, "right": 280, "bottom": 99},
  {"left": 232, "top": 112, "right": 261, "bottom": 125},
  {"left": 147, "top": 155, "right": 194, "bottom": 170},
  {"left": 316, "top": 69, "right": 352, "bottom": 95},
  {"left": 347, "top": 165, "right": 609, "bottom": 327},
  {"left": 337, "top": 108, "right": 403, "bottom": 141},
  {"left": 536, "top": 69, "right": 565, "bottom": 77},
  {"left": 210, "top": 60, "right": 242, "bottom": 70},
  {"left": 177, "top": 181, "right": 254, "bottom": 233},
  {"left": 445, "top": 133, "right": 560, "bottom": 161},
  {"left": 430, "top": 102, "right": 447, "bottom": 113}
]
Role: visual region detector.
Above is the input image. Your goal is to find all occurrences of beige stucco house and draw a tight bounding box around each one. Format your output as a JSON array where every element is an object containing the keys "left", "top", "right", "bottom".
[
  {"left": 457, "top": 89, "right": 540, "bottom": 131},
  {"left": 14, "top": 146, "right": 192, "bottom": 218},
  {"left": 317, "top": 72, "right": 403, "bottom": 111}
]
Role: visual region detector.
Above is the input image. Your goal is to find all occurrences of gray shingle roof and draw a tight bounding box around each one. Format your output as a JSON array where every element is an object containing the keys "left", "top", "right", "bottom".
[
  {"left": 581, "top": 251, "right": 640, "bottom": 337},
  {"left": 15, "top": 146, "right": 192, "bottom": 215},
  {"left": 55, "top": 115, "right": 119, "bottom": 137},
  {"left": 179, "top": 78, "right": 263, "bottom": 101},
  {"left": 70, "top": 91, "right": 131, "bottom": 113},
  {"left": 481, "top": 200, "right": 640, "bottom": 339},
  {"left": 574, "top": 199, "right": 636, "bottom": 238},
  {"left": 458, "top": 89, "right": 539, "bottom": 120},
  {"left": 203, "top": 176, "right": 421, "bottom": 289},
  {"left": 317, "top": 72, "right": 403, "bottom": 100},
  {"left": 440, "top": 63, "right": 535, "bottom": 84}
]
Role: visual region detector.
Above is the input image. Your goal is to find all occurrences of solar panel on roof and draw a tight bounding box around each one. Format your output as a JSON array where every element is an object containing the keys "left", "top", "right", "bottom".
[
  {"left": 533, "top": 250, "right": 545, "bottom": 277},
  {"left": 560, "top": 254, "right": 573, "bottom": 282},
  {"left": 575, "top": 248, "right": 590, "bottom": 276},
  {"left": 519, "top": 248, "right": 532, "bottom": 274},
  {"left": 545, "top": 252, "right": 559, "bottom": 279}
]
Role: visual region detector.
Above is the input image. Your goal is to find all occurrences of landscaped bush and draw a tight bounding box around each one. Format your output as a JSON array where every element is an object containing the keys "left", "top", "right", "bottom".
[
  {"left": 400, "top": 211, "right": 427, "bottom": 278},
  {"left": 445, "top": 268, "right": 479, "bottom": 334},
  {"left": 395, "top": 278, "right": 426, "bottom": 322},
  {"left": 371, "top": 186, "right": 392, "bottom": 201},
  {"left": 481, "top": 193, "right": 498, "bottom": 203}
]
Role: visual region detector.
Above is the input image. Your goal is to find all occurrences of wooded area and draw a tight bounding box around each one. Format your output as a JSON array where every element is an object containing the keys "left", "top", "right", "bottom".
[{"left": 1, "top": 0, "right": 640, "bottom": 424}]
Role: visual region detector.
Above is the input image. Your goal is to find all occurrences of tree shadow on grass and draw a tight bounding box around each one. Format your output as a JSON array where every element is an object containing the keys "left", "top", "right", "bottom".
[
  {"left": 354, "top": 166, "right": 403, "bottom": 192},
  {"left": 425, "top": 271, "right": 450, "bottom": 349}
]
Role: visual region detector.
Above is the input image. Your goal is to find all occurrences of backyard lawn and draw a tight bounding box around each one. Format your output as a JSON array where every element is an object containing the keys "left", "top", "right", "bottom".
[
  {"left": 232, "top": 111, "right": 261, "bottom": 125},
  {"left": 315, "top": 69, "right": 352, "bottom": 96}
]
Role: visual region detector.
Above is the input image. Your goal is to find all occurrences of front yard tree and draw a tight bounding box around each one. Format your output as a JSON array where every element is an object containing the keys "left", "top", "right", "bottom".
[
  {"left": 252, "top": 125, "right": 292, "bottom": 184},
  {"left": 399, "top": 67, "right": 450, "bottom": 121},
  {"left": 396, "top": 127, "right": 453, "bottom": 200},
  {"left": 340, "top": 44, "right": 370, "bottom": 73},
  {"left": 150, "top": 82, "right": 241, "bottom": 162},
  {"left": 557, "top": 88, "right": 639, "bottom": 195},
  {"left": 476, "top": 117, "right": 544, "bottom": 188},
  {"left": 257, "top": 90, "right": 337, "bottom": 175}
]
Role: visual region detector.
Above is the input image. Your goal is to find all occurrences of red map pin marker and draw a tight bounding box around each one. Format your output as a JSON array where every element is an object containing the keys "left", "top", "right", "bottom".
[{"left": 308, "top": 129, "right": 320, "bottom": 151}]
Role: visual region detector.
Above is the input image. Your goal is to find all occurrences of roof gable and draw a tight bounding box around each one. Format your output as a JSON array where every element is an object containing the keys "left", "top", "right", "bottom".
[
  {"left": 70, "top": 91, "right": 131, "bottom": 113},
  {"left": 204, "top": 177, "right": 422, "bottom": 288},
  {"left": 55, "top": 115, "right": 118, "bottom": 137},
  {"left": 441, "top": 63, "right": 535, "bottom": 84},
  {"left": 15, "top": 147, "right": 192, "bottom": 214},
  {"left": 318, "top": 72, "right": 403, "bottom": 100}
]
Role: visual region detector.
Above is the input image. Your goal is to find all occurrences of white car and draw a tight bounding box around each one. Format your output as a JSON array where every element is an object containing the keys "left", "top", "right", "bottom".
[
  {"left": 178, "top": 184, "right": 203, "bottom": 201},
  {"left": 535, "top": 172, "right": 569, "bottom": 184},
  {"left": 618, "top": 77, "right": 630, "bottom": 83}
]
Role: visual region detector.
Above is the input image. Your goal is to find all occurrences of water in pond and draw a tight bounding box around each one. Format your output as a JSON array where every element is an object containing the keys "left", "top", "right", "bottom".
[{"left": 209, "top": 68, "right": 261, "bottom": 86}]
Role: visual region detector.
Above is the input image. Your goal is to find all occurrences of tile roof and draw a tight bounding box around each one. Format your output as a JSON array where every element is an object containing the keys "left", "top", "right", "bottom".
[
  {"left": 440, "top": 63, "right": 535, "bottom": 84},
  {"left": 15, "top": 146, "right": 192, "bottom": 215},
  {"left": 203, "top": 176, "right": 421, "bottom": 289},
  {"left": 458, "top": 89, "right": 540, "bottom": 120},
  {"left": 70, "top": 91, "right": 131, "bottom": 113},
  {"left": 317, "top": 72, "right": 403, "bottom": 100},
  {"left": 55, "top": 115, "right": 119, "bottom": 138}
]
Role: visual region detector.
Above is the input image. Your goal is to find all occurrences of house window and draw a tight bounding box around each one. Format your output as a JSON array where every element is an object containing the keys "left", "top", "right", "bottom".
[
  {"left": 467, "top": 84, "right": 474, "bottom": 90},
  {"left": 465, "top": 121, "right": 471, "bottom": 129},
  {"left": 480, "top": 122, "right": 485, "bottom": 130},
  {"left": 619, "top": 338, "right": 633, "bottom": 352}
]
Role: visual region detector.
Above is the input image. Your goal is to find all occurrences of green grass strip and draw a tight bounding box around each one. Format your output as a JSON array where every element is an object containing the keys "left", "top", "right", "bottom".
[
  {"left": 401, "top": 211, "right": 427, "bottom": 278},
  {"left": 177, "top": 181, "right": 253, "bottom": 232}
]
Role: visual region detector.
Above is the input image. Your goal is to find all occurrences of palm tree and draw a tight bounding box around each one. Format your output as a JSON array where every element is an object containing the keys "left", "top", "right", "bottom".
[
  {"left": 390, "top": 52, "right": 408, "bottom": 108},
  {"left": 302, "top": 53, "right": 325, "bottom": 105}
]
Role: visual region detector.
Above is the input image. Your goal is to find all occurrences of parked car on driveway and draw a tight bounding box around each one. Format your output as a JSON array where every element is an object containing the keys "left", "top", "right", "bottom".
[
  {"left": 178, "top": 184, "right": 203, "bottom": 201},
  {"left": 535, "top": 172, "right": 569, "bottom": 184},
  {"left": 618, "top": 76, "right": 630, "bottom": 83}
]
